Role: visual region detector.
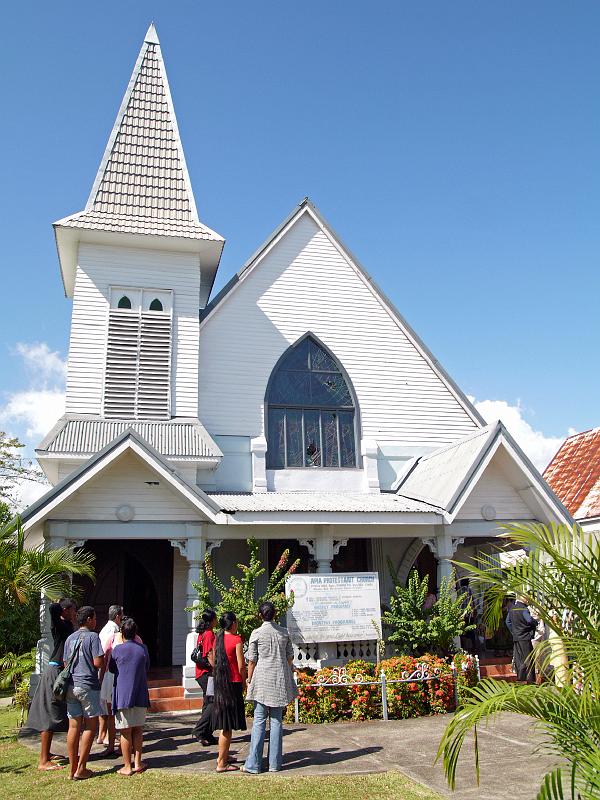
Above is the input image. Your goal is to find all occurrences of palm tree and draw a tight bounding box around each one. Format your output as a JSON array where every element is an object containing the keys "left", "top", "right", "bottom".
[
  {"left": 437, "top": 523, "right": 600, "bottom": 800},
  {"left": 0, "top": 517, "right": 94, "bottom": 613}
]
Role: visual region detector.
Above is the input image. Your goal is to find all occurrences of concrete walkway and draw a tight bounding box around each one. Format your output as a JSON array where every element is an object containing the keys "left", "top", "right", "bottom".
[{"left": 20, "top": 711, "right": 557, "bottom": 799}]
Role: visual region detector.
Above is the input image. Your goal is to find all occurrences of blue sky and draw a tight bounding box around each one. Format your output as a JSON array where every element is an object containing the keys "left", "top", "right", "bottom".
[{"left": 1, "top": 1, "right": 598, "bottom": 496}]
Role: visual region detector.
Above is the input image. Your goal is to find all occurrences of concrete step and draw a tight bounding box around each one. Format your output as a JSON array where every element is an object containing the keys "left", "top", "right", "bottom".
[
  {"left": 149, "top": 696, "right": 203, "bottom": 713},
  {"left": 148, "top": 677, "right": 181, "bottom": 689},
  {"left": 148, "top": 685, "right": 184, "bottom": 699},
  {"left": 480, "top": 663, "right": 515, "bottom": 678}
]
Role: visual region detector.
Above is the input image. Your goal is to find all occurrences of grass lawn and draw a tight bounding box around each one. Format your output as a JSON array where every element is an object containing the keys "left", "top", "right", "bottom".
[{"left": 0, "top": 704, "right": 443, "bottom": 800}]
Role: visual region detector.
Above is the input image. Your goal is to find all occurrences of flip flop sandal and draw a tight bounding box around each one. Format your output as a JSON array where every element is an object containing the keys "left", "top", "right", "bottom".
[
  {"left": 39, "top": 763, "right": 65, "bottom": 771},
  {"left": 216, "top": 764, "right": 239, "bottom": 772}
]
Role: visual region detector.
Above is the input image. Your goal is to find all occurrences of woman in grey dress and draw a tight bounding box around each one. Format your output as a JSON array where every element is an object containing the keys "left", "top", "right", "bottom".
[{"left": 242, "top": 602, "right": 297, "bottom": 774}]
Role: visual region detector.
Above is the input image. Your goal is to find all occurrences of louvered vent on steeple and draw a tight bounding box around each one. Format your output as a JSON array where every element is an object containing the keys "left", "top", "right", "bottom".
[{"left": 103, "top": 288, "right": 172, "bottom": 420}]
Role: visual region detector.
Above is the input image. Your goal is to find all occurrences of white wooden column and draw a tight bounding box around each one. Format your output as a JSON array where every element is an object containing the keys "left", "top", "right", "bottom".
[
  {"left": 422, "top": 527, "right": 464, "bottom": 588},
  {"left": 299, "top": 528, "right": 348, "bottom": 573},
  {"left": 172, "top": 524, "right": 223, "bottom": 697}
]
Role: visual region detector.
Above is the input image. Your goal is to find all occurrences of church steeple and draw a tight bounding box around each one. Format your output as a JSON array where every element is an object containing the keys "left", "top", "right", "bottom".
[{"left": 54, "top": 24, "right": 224, "bottom": 297}]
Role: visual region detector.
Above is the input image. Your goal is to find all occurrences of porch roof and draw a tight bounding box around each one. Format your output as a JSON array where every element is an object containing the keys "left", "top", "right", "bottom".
[
  {"left": 395, "top": 421, "right": 572, "bottom": 524},
  {"left": 208, "top": 491, "right": 438, "bottom": 513}
]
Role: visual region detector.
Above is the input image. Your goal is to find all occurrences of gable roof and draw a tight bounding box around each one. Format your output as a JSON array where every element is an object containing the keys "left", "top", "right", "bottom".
[
  {"left": 36, "top": 416, "right": 222, "bottom": 461},
  {"left": 54, "top": 25, "right": 224, "bottom": 296},
  {"left": 200, "top": 198, "right": 485, "bottom": 429},
  {"left": 22, "top": 428, "right": 223, "bottom": 530},
  {"left": 543, "top": 427, "right": 600, "bottom": 520},
  {"left": 396, "top": 420, "right": 572, "bottom": 524}
]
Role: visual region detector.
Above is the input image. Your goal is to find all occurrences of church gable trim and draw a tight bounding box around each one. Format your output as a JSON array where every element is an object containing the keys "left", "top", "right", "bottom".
[
  {"left": 22, "top": 429, "right": 222, "bottom": 530},
  {"left": 200, "top": 198, "right": 485, "bottom": 430},
  {"left": 397, "top": 421, "right": 572, "bottom": 525}
]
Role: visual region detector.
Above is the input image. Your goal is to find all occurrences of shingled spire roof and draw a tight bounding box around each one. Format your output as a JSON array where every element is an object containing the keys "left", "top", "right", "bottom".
[{"left": 54, "top": 24, "right": 224, "bottom": 296}]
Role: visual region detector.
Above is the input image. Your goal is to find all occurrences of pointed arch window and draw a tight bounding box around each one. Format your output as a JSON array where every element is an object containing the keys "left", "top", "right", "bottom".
[
  {"left": 266, "top": 337, "right": 357, "bottom": 469},
  {"left": 149, "top": 298, "right": 163, "bottom": 311},
  {"left": 117, "top": 295, "right": 132, "bottom": 309}
]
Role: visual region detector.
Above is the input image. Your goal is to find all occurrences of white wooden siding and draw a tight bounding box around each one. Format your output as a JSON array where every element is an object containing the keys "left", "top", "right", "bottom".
[
  {"left": 55, "top": 451, "right": 204, "bottom": 521},
  {"left": 172, "top": 551, "right": 188, "bottom": 665},
  {"left": 456, "top": 460, "right": 535, "bottom": 520},
  {"left": 198, "top": 213, "right": 479, "bottom": 446},
  {"left": 65, "top": 244, "right": 200, "bottom": 417}
]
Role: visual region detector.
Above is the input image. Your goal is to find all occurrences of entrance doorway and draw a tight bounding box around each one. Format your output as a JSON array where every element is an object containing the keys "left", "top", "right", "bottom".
[{"left": 74, "top": 540, "right": 174, "bottom": 667}]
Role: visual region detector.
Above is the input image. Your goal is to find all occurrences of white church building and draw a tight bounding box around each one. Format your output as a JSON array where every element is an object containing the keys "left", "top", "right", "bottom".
[{"left": 23, "top": 26, "right": 570, "bottom": 677}]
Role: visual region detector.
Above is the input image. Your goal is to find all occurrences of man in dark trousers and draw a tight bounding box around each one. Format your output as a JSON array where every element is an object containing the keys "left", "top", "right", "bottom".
[{"left": 507, "top": 595, "right": 538, "bottom": 683}]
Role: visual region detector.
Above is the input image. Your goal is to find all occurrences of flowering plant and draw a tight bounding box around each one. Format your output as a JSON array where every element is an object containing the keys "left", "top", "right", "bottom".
[
  {"left": 287, "top": 654, "right": 477, "bottom": 723},
  {"left": 188, "top": 538, "right": 300, "bottom": 641}
]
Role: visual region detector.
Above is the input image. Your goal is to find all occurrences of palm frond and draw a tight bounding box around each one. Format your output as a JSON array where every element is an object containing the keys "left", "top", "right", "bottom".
[{"left": 437, "top": 679, "right": 599, "bottom": 791}]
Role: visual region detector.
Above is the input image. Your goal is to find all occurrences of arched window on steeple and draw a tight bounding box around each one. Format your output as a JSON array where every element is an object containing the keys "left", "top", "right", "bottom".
[
  {"left": 149, "top": 298, "right": 163, "bottom": 311},
  {"left": 266, "top": 336, "right": 357, "bottom": 469},
  {"left": 117, "top": 295, "right": 132, "bottom": 309}
]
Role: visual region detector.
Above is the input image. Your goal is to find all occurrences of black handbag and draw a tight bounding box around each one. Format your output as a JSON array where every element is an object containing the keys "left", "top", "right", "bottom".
[
  {"left": 53, "top": 634, "right": 84, "bottom": 702},
  {"left": 190, "top": 634, "right": 211, "bottom": 671}
]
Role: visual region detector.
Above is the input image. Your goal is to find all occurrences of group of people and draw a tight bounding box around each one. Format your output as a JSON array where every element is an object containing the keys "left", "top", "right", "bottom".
[
  {"left": 191, "top": 601, "right": 298, "bottom": 774},
  {"left": 26, "top": 601, "right": 150, "bottom": 779},
  {"left": 26, "top": 597, "right": 299, "bottom": 777}
]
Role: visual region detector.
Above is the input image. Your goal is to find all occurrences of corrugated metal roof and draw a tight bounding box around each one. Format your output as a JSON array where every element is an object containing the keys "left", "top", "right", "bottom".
[
  {"left": 397, "top": 426, "right": 496, "bottom": 510},
  {"left": 544, "top": 427, "right": 600, "bottom": 520},
  {"left": 55, "top": 27, "right": 222, "bottom": 243},
  {"left": 37, "top": 417, "right": 222, "bottom": 459},
  {"left": 207, "top": 492, "right": 438, "bottom": 513}
]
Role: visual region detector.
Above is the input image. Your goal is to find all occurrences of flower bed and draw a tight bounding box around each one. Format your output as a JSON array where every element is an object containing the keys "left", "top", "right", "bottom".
[{"left": 284, "top": 653, "right": 479, "bottom": 724}]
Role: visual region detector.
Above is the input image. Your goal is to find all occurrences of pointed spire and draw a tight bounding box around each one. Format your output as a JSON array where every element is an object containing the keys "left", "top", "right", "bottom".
[
  {"left": 56, "top": 26, "right": 222, "bottom": 242},
  {"left": 54, "top": 26, "right": 224, "bottom": 298},
  {"left": 145, "top": 22, "right": 160, "bottom": 44}
]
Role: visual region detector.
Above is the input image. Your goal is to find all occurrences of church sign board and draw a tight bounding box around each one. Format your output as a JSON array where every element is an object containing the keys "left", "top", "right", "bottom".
[{"left": 285, "top": 572, "right": 382, "bottom": 643}]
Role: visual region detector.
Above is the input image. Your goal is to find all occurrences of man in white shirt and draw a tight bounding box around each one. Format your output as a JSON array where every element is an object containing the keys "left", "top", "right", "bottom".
[{"left": 97, "top": 605, "right": 123, "bottom": 754}]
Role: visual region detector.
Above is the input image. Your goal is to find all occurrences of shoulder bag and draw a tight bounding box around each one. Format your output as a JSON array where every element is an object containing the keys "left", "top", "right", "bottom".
[{"left": 53, "top": 634, "right": 84, "bottom": 702}]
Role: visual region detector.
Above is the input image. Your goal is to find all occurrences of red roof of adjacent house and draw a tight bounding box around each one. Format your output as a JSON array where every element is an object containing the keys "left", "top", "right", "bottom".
[{"left": 543, "top": 428, "right": 600, "bottom": 520}]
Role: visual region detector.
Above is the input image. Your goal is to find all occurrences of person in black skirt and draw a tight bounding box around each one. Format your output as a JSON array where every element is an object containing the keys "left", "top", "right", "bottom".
[
  {"left": 25, "top": 598, "right": 77, "bottom": 770},
  {"left": 211, "top": 611, "right": 246, "bottom": 772}
]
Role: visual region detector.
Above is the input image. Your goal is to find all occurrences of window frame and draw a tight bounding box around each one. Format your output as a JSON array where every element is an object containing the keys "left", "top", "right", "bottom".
[{"left": 265, "top": 334, "right": 360, "bottom": 470}]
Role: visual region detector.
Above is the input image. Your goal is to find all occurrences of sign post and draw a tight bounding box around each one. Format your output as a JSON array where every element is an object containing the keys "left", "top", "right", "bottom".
[{"left": 285, "top": 572, "right": 382, "bottom": 644}]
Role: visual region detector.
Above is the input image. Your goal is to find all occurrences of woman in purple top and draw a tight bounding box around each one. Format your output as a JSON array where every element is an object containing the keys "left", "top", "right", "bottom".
[{"left": 109, "top": 617, "right": 150, "bottom": 776}]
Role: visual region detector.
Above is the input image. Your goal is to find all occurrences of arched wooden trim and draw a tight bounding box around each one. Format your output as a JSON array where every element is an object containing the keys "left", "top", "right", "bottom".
[{"left": 396, "top": 538, "right": 426, "bottom": 587}]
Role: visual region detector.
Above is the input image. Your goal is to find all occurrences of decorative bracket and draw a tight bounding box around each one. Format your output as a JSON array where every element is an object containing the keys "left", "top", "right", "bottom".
[
  {"left": 333, "top": 539, "right": 348, "bottom": 556},
  {"left": 299, "top": 539, "right": 315, "bottom": 556},
  {"left": 422, "top": 536, "right": 464, "bottom": 558},
  {"left": 66, "top": 539, "right": 86, "bottom": 549},
  {"left": 169, "top": 539, "right": 188, "bottom": 558},
  {"left": 206, "top": 540, "right": 222, "bottom": 557}
]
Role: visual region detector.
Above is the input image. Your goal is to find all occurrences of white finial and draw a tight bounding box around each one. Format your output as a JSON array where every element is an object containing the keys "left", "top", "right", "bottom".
[{"left": 145, "top": 22, "right": 160, "bottom": 44}]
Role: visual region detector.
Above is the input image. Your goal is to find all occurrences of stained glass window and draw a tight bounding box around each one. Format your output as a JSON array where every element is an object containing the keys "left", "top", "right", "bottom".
[{"left": 265, "top": 336, "right": 357, "bottom": 469}]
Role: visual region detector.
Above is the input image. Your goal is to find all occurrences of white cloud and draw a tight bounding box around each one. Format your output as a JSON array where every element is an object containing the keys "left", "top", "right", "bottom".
[
  {"left": 15, "top": 477, "right": 50, "bottom": 509},
  {"left": 470, "top": 396, "right": 570, "bottom": 472},
  {"left": 15, "top": 342, "right": 67, "bottom": 381},
  {"left": 0, "top": 388, "right": 66, "bottom": 439}
]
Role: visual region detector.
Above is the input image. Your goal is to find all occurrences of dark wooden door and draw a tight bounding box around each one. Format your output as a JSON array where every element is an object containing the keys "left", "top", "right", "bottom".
[{"left": 75, "top": 540, "right": 174, "bottom": 667}]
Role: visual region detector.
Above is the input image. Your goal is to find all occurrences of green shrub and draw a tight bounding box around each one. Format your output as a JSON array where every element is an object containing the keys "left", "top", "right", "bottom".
[
  {"left": 382, "top": 569, "right": 476, "bottom": 656},
  {"left": 0, "top": 596, "right": 39, "bottom": 656}
]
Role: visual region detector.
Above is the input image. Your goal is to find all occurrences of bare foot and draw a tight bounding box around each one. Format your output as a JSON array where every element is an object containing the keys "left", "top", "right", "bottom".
[
  {"left": 133, "top": 763, "right": 148, "bottom": 774},
  {"left": 73, "top": 768, "right": 94, "bottom": 780},
  {"left": 38, "top": 763, "right": 65, "bottom": 771},
  {"left": 117, "top": 767, "right": 134, "bottom": 776}
]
